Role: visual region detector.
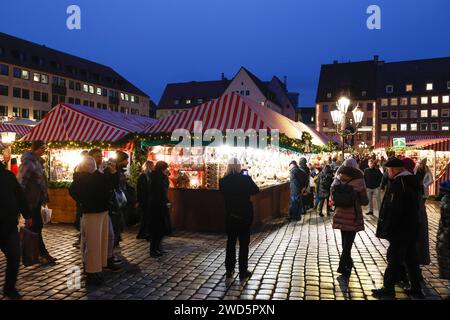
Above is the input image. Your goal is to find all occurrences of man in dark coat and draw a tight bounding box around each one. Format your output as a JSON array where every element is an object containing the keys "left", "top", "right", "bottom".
[
  {"left": 149, "top": 161, "right": 172, "bottom": 257},
  {"left": 364, "top": 159, "right": 383, "bottom": 215},
  {"left": 289, "top": 161, "right": 307, "bottom": 221},
  {"left": 0, "top": 162, "right": 31, "bottom": 299},
  {"left": 299, "top": 157, "right": 311, "bottom": 213},
  {"left": 317, "top": 165, "right": 333, "bottom": 217},
  {"left": 136, "top": 161, "right": 154, "bottom": 240},
  {"left": 220, "top": 158, "right": 259, "bottom": 280},
  {"left": 372, "top": 157, "right": 423, "bottom": 298}
]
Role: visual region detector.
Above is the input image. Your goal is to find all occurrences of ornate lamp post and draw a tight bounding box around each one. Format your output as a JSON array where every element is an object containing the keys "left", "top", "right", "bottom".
[
  {"left": 330, "top": 97, "right": 364, "bottom": 161},
  {"left": 1, "top": 131, "right": 16, "bottom": 170}
]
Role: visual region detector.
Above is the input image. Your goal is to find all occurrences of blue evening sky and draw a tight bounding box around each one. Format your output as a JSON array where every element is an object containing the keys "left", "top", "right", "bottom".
[{"left": 1, "top": 0, "right": 449, "bottom": 107}]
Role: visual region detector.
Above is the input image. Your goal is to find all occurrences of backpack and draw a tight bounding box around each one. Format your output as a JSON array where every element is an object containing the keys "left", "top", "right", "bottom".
[{"left": 331, "top": 180, "right": 356, "bottom": 207}]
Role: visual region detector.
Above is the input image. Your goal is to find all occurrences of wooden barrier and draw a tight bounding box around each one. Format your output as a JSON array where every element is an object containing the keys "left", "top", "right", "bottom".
[{"left": 48, "top": 188, "right": 77, "bottom": 224}]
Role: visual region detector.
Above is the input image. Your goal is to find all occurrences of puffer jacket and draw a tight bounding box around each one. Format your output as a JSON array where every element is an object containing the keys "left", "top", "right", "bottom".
[
  {"left": 17, "top": 151, "right": 48, "bottom": 209},
  {"left": 331, "top": 166, "right": 369, "bottom": 232}
]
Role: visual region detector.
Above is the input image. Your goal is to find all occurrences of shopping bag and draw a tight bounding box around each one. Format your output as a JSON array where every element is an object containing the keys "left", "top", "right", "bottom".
[
  {"left": 114, "top": 189, "right": 128, "bottom": 209},
  {"left": 41, "top": 205, "right": 53, "bottom": 224},
  {"left": 20, "top": 227, "right": 40, "bottom": 267}
]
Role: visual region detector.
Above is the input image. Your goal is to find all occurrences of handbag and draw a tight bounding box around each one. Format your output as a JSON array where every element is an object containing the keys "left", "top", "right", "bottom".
[
  {"left": 114, "top": 189, "right": 128, "bottom": 209},
  {"left": 20, "top": 227, "right": 40, "bottom": 267},
  {"left": 41, "top": 205, "right": 53, "bottom": 224}
]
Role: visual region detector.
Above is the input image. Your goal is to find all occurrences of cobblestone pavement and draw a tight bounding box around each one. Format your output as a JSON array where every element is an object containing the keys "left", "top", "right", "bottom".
[{"left": 1, "top": 202, "right": 449, "bottom": 300}]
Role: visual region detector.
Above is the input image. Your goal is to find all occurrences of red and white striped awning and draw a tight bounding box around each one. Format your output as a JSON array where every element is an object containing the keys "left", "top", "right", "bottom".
[
  {"left": 21, "top": 103, "right": 157, "bottom": 142},
  {"left": 406, "top": 138, "right": 450, "bottom": 151},
  {"left": 145, "top": 92, "right": 326, "bottom": 145},
  {"left": 0, "top": 123, "right": 33, "bottom": 137}
]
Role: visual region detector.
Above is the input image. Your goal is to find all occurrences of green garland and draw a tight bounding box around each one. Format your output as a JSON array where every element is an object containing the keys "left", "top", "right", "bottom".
[{"left": 11, "top": 140, "right": 126, "bottom": 155}]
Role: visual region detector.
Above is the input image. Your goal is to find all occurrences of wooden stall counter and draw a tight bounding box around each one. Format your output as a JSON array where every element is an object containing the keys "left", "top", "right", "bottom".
[
  {"left": 48, "top": 188, "right": 77, "bottom": 223},
  {"left": 168, "top": 182, "right": 290, "bottom": 233}
]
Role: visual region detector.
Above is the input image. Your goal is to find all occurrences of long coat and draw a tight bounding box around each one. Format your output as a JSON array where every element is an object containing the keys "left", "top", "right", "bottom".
[
  {"left": 219, "top": 173, "right": 260, "bottom": 233},
  {"left": 331, "top": 166, "right": 369, "bottom": 232},
  {"left": 376, "top": 172, "right": 420, "bottom": 240},
  {"left": 17, "top": 151, "right": 48, "bottom": 209},
  {"left": 149, "top": 170, "right": 171, "bottom": 237},
  {"left": 318, "top": 168, "right": 334, "bottom": 198}
]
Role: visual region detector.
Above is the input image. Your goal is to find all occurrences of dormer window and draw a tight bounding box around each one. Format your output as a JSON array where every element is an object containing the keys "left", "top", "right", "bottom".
[
  {"left": 326, "top": 92, "right": 332, "bottom": 98},
  {"left": 426, "top": 83, "right": 433, "bottom": 91},
  {"left": 385, "top": 85, "right": 394, "bottom": 93},
  {"left": 362, "top": 91, "right": 366, "bottom": 97},
  {"left": 406, "top": 84, "right": 413, "bottom": 92}
]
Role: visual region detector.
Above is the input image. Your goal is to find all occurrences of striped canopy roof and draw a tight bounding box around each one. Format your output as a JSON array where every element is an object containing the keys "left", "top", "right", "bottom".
[
  {"left": 0, "top": 123, "right": 33, "bottom": 137},
  {"left": 21, "top": 103, "right": 157, "bottom": 142},
  {"left": 145, "top": 93, "right": 326, "bottom": 145},
  {"left": 407, "top": 137, "right": 450, "bottom": 151}
]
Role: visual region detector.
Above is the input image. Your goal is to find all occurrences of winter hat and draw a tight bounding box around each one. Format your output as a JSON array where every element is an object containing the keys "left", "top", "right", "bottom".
[
  {"left": 384, "top": 157, "right": 404, "bottom": 168},
  {"left": 299, "top": 157, "right": 307, "bottom": 166},
  {"left": 402, "top": 157, "right": 416, "bottom": 173},
  {"left": 342, "top": 158, "right": 358, "bottom": 169}
]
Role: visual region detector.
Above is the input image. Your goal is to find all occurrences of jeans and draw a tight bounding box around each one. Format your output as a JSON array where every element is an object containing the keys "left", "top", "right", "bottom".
[
  {"left": 0, "top": 225, "right": 21, "bottom": 292},
  {"left": 314, "top": 190, "right": 320, "bottom": 209},
  {"left": 29, "top": 205, "right": 49, "bottom": 256},
  {"left": 289, "top": 194, "right": 304, "bottom": 220},
  {"left": 367, "top": 187, "right": 381, "bottom": 213},
  {"left": 225, "top": 228, "right": 250, "bottom": 273},
  {"left": 318, "top": 196, "right": 331, "bottom": 214},
  {"left": 339, "top": 231, "right": 356, "bottom": 270}
]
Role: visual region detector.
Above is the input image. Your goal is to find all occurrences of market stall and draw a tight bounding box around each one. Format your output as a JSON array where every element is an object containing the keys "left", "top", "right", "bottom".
[
  {"left": 0, "top": 122, "right": 33, "bottom": 164},
  {"left": 141, "top": 92, "right": 326, "bottom": 232},
  {"left": 18, "top": 103, "right": 157, "bottom": 222}
]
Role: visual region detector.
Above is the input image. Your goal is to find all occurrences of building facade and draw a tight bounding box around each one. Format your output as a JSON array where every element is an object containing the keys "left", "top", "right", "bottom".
[
  {"left": 315, "top": 58, "right": 379, "bottom": 147},
  {"left": 0, "top": 32, "right": 151, "bottom": 122},
  {"left": 377, "top": 57, "right": 450, "bottom": 145},
  {"left": 157, "top": 67, "right": 299, "bottom": 121}
]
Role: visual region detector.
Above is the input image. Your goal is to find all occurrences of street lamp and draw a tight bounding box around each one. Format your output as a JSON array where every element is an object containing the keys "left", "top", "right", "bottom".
[
  {"left": 358, "top": 141, "right": 368, "bottom": 154},
  {"left": 330, "top": 97, "right": 364, "bottom": 161},
  {"left": 1, "top": 131, "right": 16, "bottom": 170}
]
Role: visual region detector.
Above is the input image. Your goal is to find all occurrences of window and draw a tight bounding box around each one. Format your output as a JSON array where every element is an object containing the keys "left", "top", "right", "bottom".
[
  {"left": 0, "top": 64, "right": 9, "bottom": 76},
  {"left": 96, "top": 87, "right": 102, "bottom": 95},
  {"left": 390, "top": 111, "right": 398, "bottom": 119},
  {"left": 410, "top": 110, "right": 418, "bottom": 118},
  {"left": 22, "top": 89, "right": 29, "bottom": 99},
  {"left": 240, "top": 90, "right": 244, "bottom": 95},
  {"left": 246, "top": 90, "right": 250, "bottom": 96},
  {"left": 421, "top": 96, "right": 428, "bottom": 104},
  {"left": 390, "top": 123, "right": 398, "bottom": 131},
  {"left": 386, "top": 85, "right": 393, "bottom": 93},
  {"left": 442, "top": 109, "right": 449, "bottom": 117},
  {"left": 399, "top": 110, "right": 408, "bottom": 119},
  {"left": 391, "top": 98, "right": 398, "bottom": 106},
  {"left": 102, "top": 88, "right": 107, "bottom": 97},
  {"left": 400, "top": 98, "right": 408, "bottom": 106},
  {"left": 0, "top": 85, "right": 8, "bottom": 96},
  {"left": 59, "top": 96, "right": 65, "bottom": 103},
  {"left": 89, "top": 101, "right": 94, "bottom": 107},
  {"left": 21, "top": 108, "right": 29, "bottom": 119},
  {"left": 33, "top": 91, "right": 41, "bottom": 101},
  {"left": 381, "top": 124, "right": 388, "bottom": 132},
  {"left": 120, "top": 93, "right": 125, "bottom": 100},
  {"left": 362, "top": 91, "right": 366, "bottom": 97},
  {"left": 400, "top": 123, "right": 408, "bottom": 131},
  {"left": 322, "top": 120, "right": 328, "bottom": 127},
  {"left": 381, "top": 111, "right": 388, "bottom": 119},
  {"left": 76, "top": 82, "right": 81, "bottom": 91},
  {"left": 102, "top": 104, "right": 107, "bottom": 110},
  {"left": 12, "top": 107, "right": 20, "bottom": 117},
  {"left": 426, "top": 83, "right": 433, "bottom": 91},
  {"left": 410, "top": 97, "right": 418, "bottom": 105},
  {"left": 323, "top": 104, "right": 329, "bottom": 112},
  {"left": 366, "top": 117, "right": 373, "bottom": 126},
  {"left": 420, "top": 123, "right": 428, "bottom": 131},
  {"left": 448, "top": 81, "right": 450, "bottom": 90},
  {"left": 443, "top": 96, "right": 449, "bottom": 104},
  {"left": 420, "top": 110, "right": 428, "bottom": 118},
  {"left": 431, "top": 109, "right": 439, "bottom": 117},
  {"left": 432, "top": 96, "right": 439, "bottom": 104},
  {"left": 186, "top": 99, "right": 191, "bottom": 104},
  {"left": 366, "top": 103, "right": 373, "bottom": 111},
  {"left": 442, "top": 123, "right": 449, "bottom": 131},
  {"left": 0, "top": 105, "right": 7, "bottom": 116},
  {"left": 52, "top": 95, "right": 59, "bottom": 104},
  {"left": 197, "top": 98, "right": 203, "bottom": 104},
  {"left": 410, "top": 123, "right": 417, "bottom": 131},
  {"left": 174, "top": 99, "right": 180, "bottom": 105},
  {"left": 124, "top": 94, "right": 129, "bottom": 101},
  {"left": 327, "top": 93, "right": 332, "bottom": 98},
  {"left": 33, "top": 110, "right": 42, "bottom": 120},
  {"left": 33, "top": 73, "right": 41, "bottom": 82},
  {"left": 97, "top": 103, "right": 102, "bottom": 109},
  {"left": 83, "top": 100, "right": 89, "bottom": 106},
  {"left": 88, "top": 85, "right": 94, "bottom": 94},
  {"left": 83, "top": 84, "right": 89, "bottom": 92},
  {"left": 13, "top": 87, "right": 21, "bottom": 98},
  {"left": 431, "top": 123, "right": 439, "bottom": 131},
  {"left": 13, "top": 67, "right": 21, "bottom": 78},
  {"left": 22, "top": 70, "right": 29, "bottom": 80},
  {"left": 42, "top": 92, "right": 48, "bottom": 102},
  {"left": 75, "top": 98, "right": 80, "bottom": 105},
  {"left": 381, "top": 99, "right": 388, "bottom": 106},
  {"left": 406, "top": 84, "right": 413, "bottom": 92},
  {"left": 41, "top": 74, "right": 48, "bottom": 84},
  {"left": 68, "top": 97, "right": 74, "bottom": 104}
]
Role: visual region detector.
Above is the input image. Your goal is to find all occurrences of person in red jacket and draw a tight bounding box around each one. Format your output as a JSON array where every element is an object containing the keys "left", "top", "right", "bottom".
[{"left": 10, "top": 158, "right": 18, "bottom": 176}]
